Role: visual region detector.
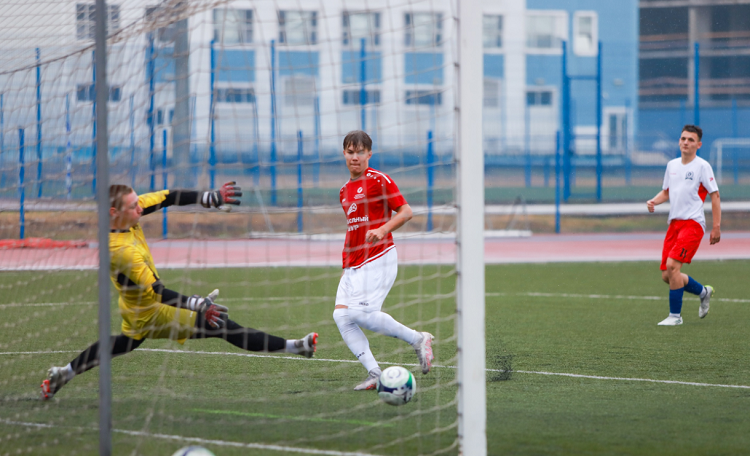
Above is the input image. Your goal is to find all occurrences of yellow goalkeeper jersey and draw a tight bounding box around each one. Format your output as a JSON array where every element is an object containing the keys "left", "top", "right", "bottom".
[{"left": 109, "top": 190, "right": 196, "bottom": 342}]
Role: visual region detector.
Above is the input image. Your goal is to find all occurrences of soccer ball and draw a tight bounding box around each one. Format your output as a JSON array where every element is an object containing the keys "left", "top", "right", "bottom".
[
  {"left": 377, "top": 366, "right": 416, "bottom": 406},
  {"left": 171, "top": 446, "right": 215, "bottom": 456}
]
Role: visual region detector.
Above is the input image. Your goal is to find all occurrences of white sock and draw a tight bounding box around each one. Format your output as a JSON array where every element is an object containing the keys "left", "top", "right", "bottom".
[
  {"left": 285, "top": 339, "right": 299, "bottom": 354},
  {"left": 62, "top": 363, "right": 75, "bottom": 382},
  {"left": 348, "top": 309, "right": 420, "bottom": 346},
  {"left": 333, "top": 308, "right": 379, "bottom": 372},
  {"left": 699, "top": 287, "right": 707, "bottom": 299},
  {"left": 669, "top": 313, "right": 681, "bottom": 318}
]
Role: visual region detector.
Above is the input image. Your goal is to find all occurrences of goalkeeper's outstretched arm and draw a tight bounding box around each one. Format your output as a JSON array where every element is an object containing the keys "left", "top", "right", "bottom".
[{"left": 139, "top": 182, "right": 242, "bottom": 216}]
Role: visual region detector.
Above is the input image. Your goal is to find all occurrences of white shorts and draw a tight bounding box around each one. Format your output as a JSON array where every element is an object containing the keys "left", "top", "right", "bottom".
[{"left": 335, "top": 248, "right": 398, "bottom": 312}]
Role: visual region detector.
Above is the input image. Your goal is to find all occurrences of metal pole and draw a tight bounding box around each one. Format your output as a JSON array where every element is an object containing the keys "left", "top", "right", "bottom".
[
  {"left": 209, "top": 39, "right": 216, "bottom": 189},
  {"left": 94, "top": 1, "right": 112, "bottom": 453},
  {"left": 270, "top": 39, "right": 277, "bottom": 206},
  {"left": 162, "top": 128, "right": 168, "bottom": 239},
  {"left": 148, "top": 34, "right": 155, "bottom": 191},
  {"left": 173, "top": 13, "right": 190, "bottom": 188},
  {"left": 456, "top": 0, "right": 486, "bottom": 453},
  {"left": 1, "top": 94, "right": 4, "bottom": 190},
  {"left": 297, "top": 130, "right": 303, "bottom": 233},
  {"left": 555, "top": 130, "right": 561, "bottom": 234},
  {"left": 129, "top": 94, "right": 135, "bottom": 188},
  {"left": 91, "top": 50, "right": 97, "bottom": 195},
  {"left": 360, "top": 38, "right": 366, "bottom": 130},
  {"left": 732, "top": 98, "right": 739, "bottom": 184},
  {"left": 561, "top": 41, "right": 571, "bottom": 202},
  {"left": 595, "top": 41, "right": 602, "bottom": 202},
  {"left": 426, "top": 130, "right": 434, "bottom": 232},
  {"left": 252, "top": 94, "right": 260, "bottom": 186},
  {"left": 694, "top": 42, "right": 700, "bottom": 129},
  {"left": 66, "top": 94, "right": 72, "bottom": 199},
  {"left": 524, "top": 101, "right": 531, "bottom": 188},
  {"left": 18, "top": 128, "right": 24, "bottom": 240},
  {"left": 314, "top": 95, "right": 320, "bottom": 187},
  {"left": 36, "top": 47, "right": 42, "bottom": 198}
]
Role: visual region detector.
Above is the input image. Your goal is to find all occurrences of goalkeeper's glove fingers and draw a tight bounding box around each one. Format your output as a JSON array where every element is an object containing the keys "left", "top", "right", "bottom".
[
  {"left": 186, "top": 289, "right": 229, "bottom": 314},
  {"left": 204, "top": 304, "right": 228, "bottom": 329},
  {"left": 201, "top": 181, "right": 242, "bottom": 212}
]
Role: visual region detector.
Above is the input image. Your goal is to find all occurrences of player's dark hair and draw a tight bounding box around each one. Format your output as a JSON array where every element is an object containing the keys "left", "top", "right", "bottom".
[
  {"left": 343, "top": 130, "right": 372, "bottom": 151},
  {"left": 682, "top": 124, "right": 703, "bottom": 140},
  {"left": 110, "top": 184, "right": 134, "bottom": 210}
]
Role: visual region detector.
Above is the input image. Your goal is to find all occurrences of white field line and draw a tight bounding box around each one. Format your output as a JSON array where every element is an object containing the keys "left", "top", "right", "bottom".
[
  {"left": 4, "top": 291, "right": 750, "bottom": 309},
  {"left": 3, "top": 348, "right": 750, "bottom": 390},
  {"left": 0, "top": 419, "right": 380, "bottom": 456}
]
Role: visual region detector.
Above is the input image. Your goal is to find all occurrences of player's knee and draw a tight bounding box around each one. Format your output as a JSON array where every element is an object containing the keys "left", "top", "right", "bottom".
[
  {"left": 661, "top": 271, "right": 670, "bottom": 283},
  {"left": 333, "top": 307, "right": 351, "bottom": 329}
]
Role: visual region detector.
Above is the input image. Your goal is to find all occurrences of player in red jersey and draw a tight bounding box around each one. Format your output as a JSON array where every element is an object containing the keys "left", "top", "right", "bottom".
[
  {"left": 647, "top": 125, "right": 721, "bottom": 326},
  {"left": 333, "top": 131, "right": 434, "bottom": 391}
]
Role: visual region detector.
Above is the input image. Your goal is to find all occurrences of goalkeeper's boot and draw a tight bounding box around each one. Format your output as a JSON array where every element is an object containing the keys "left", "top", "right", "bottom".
[
  {"left": 353, "top": 368, "right": 381, "bottom": 391},
  {"left": 699, "top": 285, "right": 714, "bottom": 319},
  {"left": 40, "top": 367, "right": 67, "bottom": 400},
  {"left": 657, "top": 315, "right": 683, "bottom": 326},
  {"left": 295, "top": 332, "right": 318, "bottom": 358},
  {"left": 412, "top": 332, "right": 435, "bottom": 374}
]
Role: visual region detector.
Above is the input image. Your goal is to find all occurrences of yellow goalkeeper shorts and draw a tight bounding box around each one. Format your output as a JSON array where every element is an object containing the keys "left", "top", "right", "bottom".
[{"left": 121, "top": 304, "right": 197, "bottom": 344}]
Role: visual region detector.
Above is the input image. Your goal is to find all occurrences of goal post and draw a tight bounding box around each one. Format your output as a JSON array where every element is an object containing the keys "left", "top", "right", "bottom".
[{"left": 456, "top": 0, "right": 487, "bottom": 454}]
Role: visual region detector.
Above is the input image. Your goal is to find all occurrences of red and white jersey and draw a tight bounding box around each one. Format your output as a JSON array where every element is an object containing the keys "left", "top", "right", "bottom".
[
  {"left": 662, "top": 156, "right": 719, "bottom": 232},
  {"left": 339, "top": 167, "right": 407, "bottom": 269}
]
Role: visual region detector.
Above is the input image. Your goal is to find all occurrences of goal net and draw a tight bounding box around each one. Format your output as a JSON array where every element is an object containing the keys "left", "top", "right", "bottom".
[{"left": 0, "top": 1, "right": 478, "bottom": 454}]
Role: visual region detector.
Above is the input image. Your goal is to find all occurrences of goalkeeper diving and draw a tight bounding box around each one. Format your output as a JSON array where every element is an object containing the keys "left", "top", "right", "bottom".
[{"left": 41, "top": 182, "right": 318, "bottom": 400}]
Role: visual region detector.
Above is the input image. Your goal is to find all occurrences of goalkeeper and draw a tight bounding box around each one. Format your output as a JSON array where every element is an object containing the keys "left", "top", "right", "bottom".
[{"left": 41, "top": 183, "right": 318, "bottom": 400}]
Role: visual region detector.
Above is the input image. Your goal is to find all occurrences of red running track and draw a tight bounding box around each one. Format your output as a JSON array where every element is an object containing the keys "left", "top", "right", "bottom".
[{"left": 2, "top": 232, "right": 749, "bottom": 270}]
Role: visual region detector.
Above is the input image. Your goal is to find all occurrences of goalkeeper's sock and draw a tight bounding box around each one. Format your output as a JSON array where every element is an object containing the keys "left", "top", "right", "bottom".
[
  {"left": 333, "top": 308, "right": 379, "bottom": 372},
  {"left": 348, "top": 309, "right": 420, "bottom": 345},
  {"left": 669, "top": 287, "right": 684, "bottom": 315},
  {"left": 685, "top": 276, "right": 705, "bottom": 297},
  {"left": 62, "top": 364, "right": 75, "bottom": 382},
  {"left": 285, "top": 340, "right": 304, "bottom": 354}
]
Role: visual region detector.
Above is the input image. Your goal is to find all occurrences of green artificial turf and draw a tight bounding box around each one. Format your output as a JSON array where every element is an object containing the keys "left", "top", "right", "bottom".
[{"left": 1, "top": 261, "right": 749, "bottom": 455}]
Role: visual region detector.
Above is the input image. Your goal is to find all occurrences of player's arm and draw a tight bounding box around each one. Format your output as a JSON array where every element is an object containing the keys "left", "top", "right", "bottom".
[
  {"left": 139, "top": 182, "right": 242, "bottom": 216},
  {"left": 709, "top": 191, "right": 721, "bottom": 245},
  {"left": 151, "top": 281, "right": 228, "bottom": 328},
  {"left": 646, "top": 189, "right": 669, "bottom": 213},
  {"left": 365, "top": 204, "right": 412, "bottom": 243}
]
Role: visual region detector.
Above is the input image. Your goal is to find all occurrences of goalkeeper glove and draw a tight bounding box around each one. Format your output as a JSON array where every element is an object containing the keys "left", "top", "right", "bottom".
[
  {"left": 201, "top": 181, "right": 242, "bottom": 212},
  {"left": 186, "top": 289, "right": 228, "bottom": 329}
]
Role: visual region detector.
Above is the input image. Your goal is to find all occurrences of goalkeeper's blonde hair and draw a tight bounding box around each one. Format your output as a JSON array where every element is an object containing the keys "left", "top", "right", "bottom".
[{"left": 110, "top": 184, "right": 134, "bottom": 211}]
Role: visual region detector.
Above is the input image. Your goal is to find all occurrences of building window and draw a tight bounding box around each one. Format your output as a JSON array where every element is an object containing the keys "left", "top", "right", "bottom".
[
  {"left": 76, "top": 3, "right": 120, "bottom": 40},
  {"left": 216, "top": 88, "right": 256, "bottom": 103},
  {"left": 214, "top": 9, "right": 253, "bottom": 45},
  {"left": 526, "top": 12, "right": 567, "bottom": 51},
  {"left": 343, "top": 12, "right": 380, "bottom": 47},
  {"left": 483, "top": 15, "right": 503, "bottom": 49},
  {"left": 484, "top": 79, "right": 500, "bottom": 108},
  {"left": 405, "top": 90, "right": 442, "bottom": 105},
  {"left": 526, "top": 90, "right": 553, "bottom": 106},
  {"left": 156, "top": 108, "right": 174, "bottom": 126},
  {"left": 279, "top": 11, "right": 317, "bottom": 45},
  {"left": 573, "top": 12, "right": 598, "bottom": 56},
  {"left": 283, "top": 76, "right": 316, "bottom": 106},
  {"left": 76, "top": 84, "right": 122, "bottom": 102},
  {"left": 145, "top": 6, "right": 177, "bottom": 44},
  {"left": 342, "top": 90, "right": 381, "bottom": 105},
  {"left": 405, "top": 13, "right": 442, "bottom": 48}
]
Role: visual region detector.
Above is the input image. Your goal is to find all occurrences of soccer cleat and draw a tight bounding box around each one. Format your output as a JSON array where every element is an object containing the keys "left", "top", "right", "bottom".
[
  {"left": 699, "top": 285, "right": 714, "bottom": 319},
  {"left": 353, "top": 368, "right": 381, "bottom": 391},
  {"left": 657, "top": 315, "right": 683, "bottom": 326},
  {"left": 295, "top": 332, "right": 318, "bottom": 358},
  {"left": 40, "top": 367, "right": 66, "bottom": 400},
  {"left": 412, "top": 332, "right": 435, "bottom": 374}
]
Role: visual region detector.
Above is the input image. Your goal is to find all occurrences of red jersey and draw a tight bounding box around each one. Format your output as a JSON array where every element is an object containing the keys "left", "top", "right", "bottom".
[{"left": 340, "top": 167, "right": 407, "bottom": 269}]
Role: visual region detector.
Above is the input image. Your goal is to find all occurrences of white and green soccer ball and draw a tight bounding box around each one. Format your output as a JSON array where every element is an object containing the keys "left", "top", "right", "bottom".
[
  {"left": 171, "top": 446, "right": 215, "bottom": 456},
  {"left": 377, "top": 366, "right": 416, "bottom": 406}
]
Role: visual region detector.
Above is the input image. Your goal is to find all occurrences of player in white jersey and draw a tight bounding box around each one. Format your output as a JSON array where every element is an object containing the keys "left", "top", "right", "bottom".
[
  {"left": 647, "top": 125, "right": 721, "bottom": 326},
  {"left": 333, "top": 130, "right": 435, "bottom": 391}
]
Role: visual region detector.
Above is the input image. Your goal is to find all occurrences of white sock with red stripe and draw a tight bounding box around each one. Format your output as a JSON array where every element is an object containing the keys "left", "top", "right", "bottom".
[
  {"left": 333, "top": 308, "right": 379, "bottom": 372},
  {"left": 348, "top": 309, "right": 420, "bottom": 346}
]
